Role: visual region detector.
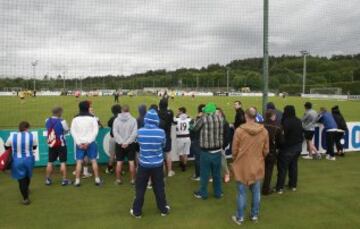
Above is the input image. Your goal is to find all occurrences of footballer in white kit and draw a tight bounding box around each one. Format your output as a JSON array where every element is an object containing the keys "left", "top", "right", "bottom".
[{"left": 174, "top": 107, "right": 192, "bottom": 171}]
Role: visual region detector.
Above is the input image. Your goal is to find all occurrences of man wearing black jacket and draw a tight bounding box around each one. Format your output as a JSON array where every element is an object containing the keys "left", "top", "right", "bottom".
[
  {"left": 331, "top": 106, "right": 348, "bottom": 156},
  {"left": 158, "top": 98, "right": 175, "bottom": 177},
  {"left": 276, "top": 105, "right": 303, "bottom": 194},
  {"left": 233, "top": 101, "right": 246, "bottom": 129},
  {"left": 262, "top": 110, "right": 283, "bottom": 195}
]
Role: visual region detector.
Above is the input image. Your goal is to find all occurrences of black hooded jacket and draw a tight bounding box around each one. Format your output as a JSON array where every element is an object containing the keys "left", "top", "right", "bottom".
[
  {"left": 158, "top": 99, "right": 174, "bottom": 138},
  {"left": 281, "top": 105, "right": 303, "bottom": 151},
  {"left": 234, "top": 108, "right": 245, "bottom": 129},
  {"left": 331, "top": 106, "right": 348, "bottom": 131}
]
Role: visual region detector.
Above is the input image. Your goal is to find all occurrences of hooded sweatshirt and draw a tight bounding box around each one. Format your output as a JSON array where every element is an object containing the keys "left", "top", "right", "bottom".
[
  {"left": 113, "top": 112, "right": 137, "bottom": 145},
  {"left": 71, "top": 101, "right": 99, "bottom": 145},
  {"left": 137, "top": 104, "right": 147, "bottom": 129},
  {"left": 232, "top": 122, "right": 269, "bottom": 185},
  {"left": 281, "top": 105, "right": 303, "bottom": 152},
  {"left": 331, "top": 106, "right": 348, "bottom": 131},
  {"left": 137, "top": 109, "right": 166, "bottom": 168},
  {"left": 158, "top": 98, "right": 174, "bottom": 138}
]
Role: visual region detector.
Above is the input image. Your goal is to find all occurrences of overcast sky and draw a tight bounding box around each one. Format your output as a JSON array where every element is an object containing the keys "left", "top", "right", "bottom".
[{"left": 1, "top": 0, "right": 359, "bottom": 78}]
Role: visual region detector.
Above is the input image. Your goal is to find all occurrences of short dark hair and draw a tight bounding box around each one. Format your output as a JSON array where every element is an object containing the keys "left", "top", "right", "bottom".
[
  {"left": 122, "top": 105, "right": 130, "bottom": 112},
  {"left": 149, "top": 104, "right": 158, "bottom": 112},
  {"left": 19, "top": 121, "right": 30, "bottom": 131},
  {"left": 265, "top": 109, "right": 276, "bottom": 122},
  {"left": 304, "top": 102, "right": 312, "bottom": 109},
  {"left": 234, "top": 100, "right": 242, "bottom": 105},
  {"left": 111, "top": 104, "right": 122, "bottom": 115},
  {"left": 197, "top": 104, "right": 205, "bottom": 113},
  {"left": 52, "top": 106, "right": 63, "bottom": 117},
  {"left": 178, "top": 107, "right": 186, "bottom": 113}
]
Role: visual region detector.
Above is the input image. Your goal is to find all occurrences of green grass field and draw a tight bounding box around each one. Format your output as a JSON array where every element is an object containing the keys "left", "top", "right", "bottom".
[
  {"left": 0, "top": 95, "right": 359, "bottom": 128},
  {"left": 1, "top": 154, "right": 360, "bottom": 229},
  {"left": 1, "top": 95, "right": 360, "bottom": 228}
]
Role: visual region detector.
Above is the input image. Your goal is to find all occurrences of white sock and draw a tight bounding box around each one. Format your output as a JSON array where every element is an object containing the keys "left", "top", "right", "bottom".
[
  {"left": 83, "top": 166, "right": 89, "bottom": 175},
  {"left": 95, "top": 177, "right": 101, "bottom": 183},
  {"left": 75, "top": 178, "right": 80, "bottom": 185}
]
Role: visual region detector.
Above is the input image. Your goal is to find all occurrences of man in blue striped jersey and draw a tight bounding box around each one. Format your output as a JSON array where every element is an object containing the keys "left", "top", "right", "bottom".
[
  {"left": 5, "top": 121, "right": 38, "bottom": 205},
  {"left": 130, "top": 109, "right": 170, "bottom": 218}
]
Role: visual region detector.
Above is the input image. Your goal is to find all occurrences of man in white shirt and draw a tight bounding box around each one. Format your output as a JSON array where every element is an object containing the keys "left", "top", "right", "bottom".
[
  {"left": 70, "top": 101, "right": 101, "bottom": 186},
  {"left": 174, "top": 107, "right": 192, "bottom": 171}
]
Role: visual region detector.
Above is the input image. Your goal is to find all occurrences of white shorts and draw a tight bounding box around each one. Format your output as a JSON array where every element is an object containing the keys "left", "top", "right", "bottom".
[
  {"left": 176, "top": 138, "right": 191, "bottom": 156},
  {"left": 109, "top": 137, "right": 116, "bottom": 156}
]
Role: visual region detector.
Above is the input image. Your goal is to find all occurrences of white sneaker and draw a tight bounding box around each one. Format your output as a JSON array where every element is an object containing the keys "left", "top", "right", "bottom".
[
  {"left": 231, "top": 216, "right": 244, "bottom": 225},
  {"left": 251, "top": 216, "right": 259, "bottom": 222},
  {"left": 168, "top": 170, "right": 175, "bottom": 177},
  {"left": 129, "top": 209, "right": 141, "bottom": 219},
  {"left": 82, "top": 172, "right": 93, "bottom": 179},
  {"left": 302, "top": 155, "right": 313, "bottom": 160},
  {"left": 326, "top": 155, "right": 336, "bottom": 161},
  {"left": 209, "top": 178, "right": 213, "bottom": 183}
]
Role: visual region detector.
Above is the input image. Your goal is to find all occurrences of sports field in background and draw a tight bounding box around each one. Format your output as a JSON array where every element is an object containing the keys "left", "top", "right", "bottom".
[
  {"left": 0, "top": 95, "right": 360, "bottom": 128},
  {"left": 1, "top": 95, "right": 360, "bottom": 229}
]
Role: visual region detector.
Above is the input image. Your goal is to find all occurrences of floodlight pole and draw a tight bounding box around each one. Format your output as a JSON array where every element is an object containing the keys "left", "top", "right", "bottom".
[
  {"left": 31, "top": 60, "right": 38, "bottom": 91},
  {"left": 300, "top": 50, "right": 309, "bottom": 94},
  {"left": 63, "top": 71, "right": 66, "bottom": 91},
  {"left": 262, "top": 0, "right": 269, "bottom": 115},
  {"left": 226, "top": 67, "right": 230, "bottom": 93}
]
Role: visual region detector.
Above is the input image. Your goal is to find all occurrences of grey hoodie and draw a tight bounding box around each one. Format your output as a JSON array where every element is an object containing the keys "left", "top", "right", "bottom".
[
  {"left": 113, "top": 112, "right": 137, "bottom": 144},
  {"left": 302, "top": 109, "right": 318, "bottom": 131}
]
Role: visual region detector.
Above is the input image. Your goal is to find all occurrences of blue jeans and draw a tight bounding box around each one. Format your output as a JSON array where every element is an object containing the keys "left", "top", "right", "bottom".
[
  {"left": 198, "top": 150, "right": 222, "bottom": 198},
  {"left": 236, "top": 181, "right": 261, "bottom": 219}
]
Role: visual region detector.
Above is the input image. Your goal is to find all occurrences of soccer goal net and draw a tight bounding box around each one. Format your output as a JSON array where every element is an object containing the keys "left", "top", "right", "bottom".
[{"left": 309, "top": 87, "right": 342, "bottom": 95}]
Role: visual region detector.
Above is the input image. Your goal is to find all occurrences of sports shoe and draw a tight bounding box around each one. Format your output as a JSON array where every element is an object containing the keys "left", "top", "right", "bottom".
[
  {"left": 313, "top": 153, "right": 322, "bottom": 160},
  {"left": 130, "top": 209, "right": 141, "bottom": 219},
  {"left": 209, "top": 178, "right": 213, "bottom": 183},
  {"left": 161, "top": 205, "right": 171, "bottom": 216},
  {"left": 82, "top": 172, "right": 93, "bottom": 179},
  {"left": 326, "top": 155, "right": 336, "bottom": 161},
  {"left": 302, "top": 155, "right": 313, "bottom": 160},
  {"left": 291, "top": 187, "right": 297, "bottom": 192},
  {"left": 61, "top": 179, "right": 72, "bottom": 186},
  {"left": 277, "top": 189, "right": 284, "bottom": 194},
  {"left": 105, "top": 167, "right": 114, "bottom": 174},
  {"left": 251, "top": 216, "right": 259, "bottom": 223},
  {"left": 45, "top": 178, "right": 52, "bottom": 186},
  {"left": 193, "top": 191, "right": 206, "bottom": 200},
  {"left": 168, "top": 170, "right": 175, "bottom": 177},
  {"left": 95, "top": 179, "right": 103, "bottom": 186},
  {"left": 130, "top": 180, "right": 135, "bottom": 185},
  {"left": 22, "top": 199, "right": 31, "bottom": 206},
  {"left": 191, "top": 176, "right": 200, "bottom": 181},
  {"left": 231, "top": 216, "right": 243, "bottom": 225},
  {"left": 115, "top": 179, "right": 123, "bottom": 185},
  {"left": 74, "top": 182, "right": 81, "bottom": 187}
]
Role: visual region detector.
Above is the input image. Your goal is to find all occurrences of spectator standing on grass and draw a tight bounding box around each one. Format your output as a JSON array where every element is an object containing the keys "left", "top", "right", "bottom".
[
  {"left": 137, "top": 104, "right": 147, "bottom": 129},
  {"left": 190, "top": 104, "right": 205, "bottom": 181},
  {"left": 130, "top": 109, "right": 170, "bottom": 218},
  {"left": 113, "top": 105, "right": 138, "bottom": 185},
  {"left": 301, "top": 102, "right": 320, "bottom": 160},
  {"left": 174, "top": 107, "right": 192, "bottom": 172},
  {"left": 318, "top": 107, "right": 338, "bottom": 161},
  {"left": 105, "top": 104, "right": 122, "bottom": 174},
  {"left": 45, "top": 107, "right": 72, "bottom": 186},
  {"left": 216, "top": 107, "right": 232, "bottom": 183},
  {"left": 234, "top": 101, "right": 245, "bottom": 129},
  {"left": 331, "top": 105, "right": 348, "bottom": 157},
  {"left": 5, "top": 121, "right": 38, "bottom": 205},
  {"left": 158, "top": 98, "right": 175, "bottom": 177},
  {"left": 71, "top": 101, "right": 101, "bottom": 187},
  {"left": 266, "top": 102, "right": 283, "bottom": 125},
  {"left": 193, "top": 103, "right": 224, "bottom": 200},
  {"left": 262, "top": 110, "right": 282, "bottom": 195},
  {"left": 276, "top": 105, "right": 303, "bottom": 194},
  {"left": 231, "top": 107, "right": 269, "bottom": 225}
]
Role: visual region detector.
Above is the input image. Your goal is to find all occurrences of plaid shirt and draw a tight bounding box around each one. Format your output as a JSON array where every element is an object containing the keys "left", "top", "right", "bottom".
[{"left": 193, "top": 113, "right": 224, "bottom": 151}]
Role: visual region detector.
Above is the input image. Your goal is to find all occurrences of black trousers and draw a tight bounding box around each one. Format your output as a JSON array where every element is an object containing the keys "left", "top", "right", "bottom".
[
  {"left": 276, "top": 152, "right": 300, "bottom": 190},
  {"left": 18, "top": 177, "right": 30, "bottom": 200},
  {"left": 334, "top": 132, "right": 345, "bottom": 153},
  {"left": 262, "top": 154, "right": 277, "bottom": 195},
  {"left": 326, "top": 131, "right": 336, "bottom": 157},
  {"left": 132, "top": 165, "right": 168, "bottom": 216}
]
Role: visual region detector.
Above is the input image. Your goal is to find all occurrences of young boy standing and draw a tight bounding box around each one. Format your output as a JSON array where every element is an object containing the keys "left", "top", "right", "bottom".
[{"left": 174, "top": 107, "right": 192, "bottom": 171}]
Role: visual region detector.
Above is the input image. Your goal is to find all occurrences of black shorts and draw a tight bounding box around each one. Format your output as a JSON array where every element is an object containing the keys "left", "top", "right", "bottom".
[
  {"left": 303, "top": 130, "right": 315, "bottom": 141},
  {"left": 115, "top": 143, "right": 136, "bottom": 161},
  {"left": 48, "top": 146, "right": 67, "bottom": 163},
  {"left": 163, "top": 137, "right": 172, "bottom": 153}
]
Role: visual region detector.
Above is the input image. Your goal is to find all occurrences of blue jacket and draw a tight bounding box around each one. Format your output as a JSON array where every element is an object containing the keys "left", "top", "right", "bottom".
[
  {"left": 318, "top": 112, "right": 337, "bottom": 130},
  {"left": 137, "top": 109, "right": 166, "bottom": 168}
]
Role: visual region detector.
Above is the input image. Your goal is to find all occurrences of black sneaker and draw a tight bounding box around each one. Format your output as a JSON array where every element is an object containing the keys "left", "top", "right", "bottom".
[
  {"left": 193, "top": 191, "right": 207, "bottom": 200},
  {"left": 161, "top": 205, "right": 171, "bottom": 216}
]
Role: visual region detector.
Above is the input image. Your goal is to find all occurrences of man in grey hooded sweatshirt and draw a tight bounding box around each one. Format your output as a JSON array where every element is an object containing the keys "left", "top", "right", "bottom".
[{"left": 113, "top": 105, "right": 138, "bottom": 184}]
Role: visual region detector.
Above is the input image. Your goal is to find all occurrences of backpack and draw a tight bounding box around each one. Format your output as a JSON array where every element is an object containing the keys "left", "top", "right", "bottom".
[
  {"left": 0, "top": 149, "right": 12, "bottom": 171},
  {"left": 47, "top": 119, "right": 62, "bottom": 148}
]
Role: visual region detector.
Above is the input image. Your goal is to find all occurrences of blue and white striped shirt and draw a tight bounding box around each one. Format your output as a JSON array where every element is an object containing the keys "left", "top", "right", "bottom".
[
  {"left": 137, "top": 125, "right": 166, "bottom": 168},
  {"left": 5, "top": 132, "right": 37, "bottom": 159}
]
